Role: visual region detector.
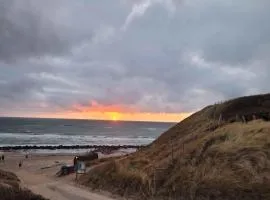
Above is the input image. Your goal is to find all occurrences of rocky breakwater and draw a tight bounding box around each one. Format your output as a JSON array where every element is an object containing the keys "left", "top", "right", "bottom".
[{"left": 0, "top": 144, "right": 145, "bottom": 151}]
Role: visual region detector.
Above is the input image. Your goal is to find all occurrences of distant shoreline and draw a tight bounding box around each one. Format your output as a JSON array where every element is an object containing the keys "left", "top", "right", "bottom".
[{"left": 0, "top": 144, "right": 146, "bottom": 151}]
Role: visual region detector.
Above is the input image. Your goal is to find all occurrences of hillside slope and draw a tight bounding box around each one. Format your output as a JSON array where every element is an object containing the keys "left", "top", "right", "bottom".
[
  {"left": 80, "top": 94, "right": 270, "bottom": 200},
  {"left": 0, "top": 169, "right": 48, "bottom": 200}
]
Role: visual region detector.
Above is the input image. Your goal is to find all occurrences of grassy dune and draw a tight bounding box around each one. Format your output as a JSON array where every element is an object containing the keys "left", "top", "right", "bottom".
[
  {"left": 0, "top": 169, "right": 48, "bottom": 200},
  {"left": 80, "top": 94, "right": 270, "bottom": 200}
]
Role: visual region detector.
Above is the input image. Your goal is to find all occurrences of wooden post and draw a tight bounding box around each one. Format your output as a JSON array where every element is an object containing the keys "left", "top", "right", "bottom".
[
  {"left": 218, "top": 114, "right": 222, "bottom": 126},
  {"left": 236, "top": 114, "right": 239, "bottom": 122},
  {"left": 75, "top": 162, "right": 78, "bottom": 181},
  {"left": 242, "top": 116, "right": 246, "bottom": 124}
]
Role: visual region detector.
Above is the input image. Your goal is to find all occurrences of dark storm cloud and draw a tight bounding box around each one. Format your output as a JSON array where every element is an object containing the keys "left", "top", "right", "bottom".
[
  {"left": 0, "top": 0, "right": 270, "bottom": 116},
  {"left": 0, "top": 0, "right": 70, "bottom": 61}
]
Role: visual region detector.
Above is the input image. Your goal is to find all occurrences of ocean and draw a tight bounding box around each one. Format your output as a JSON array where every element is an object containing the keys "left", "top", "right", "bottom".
[{"left": 0, "top": 117, "right": 174, "bottom": 147}]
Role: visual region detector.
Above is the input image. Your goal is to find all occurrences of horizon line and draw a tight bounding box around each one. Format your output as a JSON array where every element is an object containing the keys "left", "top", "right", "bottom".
[{"left": 0, "top": 115, "right": 178, "bottom": 124}]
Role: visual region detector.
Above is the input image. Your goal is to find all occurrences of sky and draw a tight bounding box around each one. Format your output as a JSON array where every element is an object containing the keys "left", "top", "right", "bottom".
[{"left": 0, "top": 0, "right": 270, "bottom": 122}]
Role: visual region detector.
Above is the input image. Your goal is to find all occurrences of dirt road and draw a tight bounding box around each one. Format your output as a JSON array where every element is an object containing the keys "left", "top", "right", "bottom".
[
  {"left": 0, "top": 152, "right": 119, "bottom": 200},
  {"left": 16, "top": 169, "right": 117, "bottom": 200}
]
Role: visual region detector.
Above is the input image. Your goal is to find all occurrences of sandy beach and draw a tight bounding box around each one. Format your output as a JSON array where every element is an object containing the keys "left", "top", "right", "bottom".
[{"left": 0, "top": 151, "right": 126, "bottom": 200}]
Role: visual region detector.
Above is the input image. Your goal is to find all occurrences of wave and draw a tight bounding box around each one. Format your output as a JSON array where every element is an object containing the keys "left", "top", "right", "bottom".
[
  {"left": 104, "top": 126, "right": 113, "bottom": 129},
  {"left": 141, "top": 127, "right": 158, "bottom": 131},
  {"left": 22, "top": 129, "right": 32, "bottom": 133},
  {"left": 0, "top": 132, "right": 155, "bottom": 146}
]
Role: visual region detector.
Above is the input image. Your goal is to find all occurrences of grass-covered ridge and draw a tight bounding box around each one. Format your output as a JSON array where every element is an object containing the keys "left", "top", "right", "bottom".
[{"left": 80, "top": 94, "right": 270, "bottom": 200}]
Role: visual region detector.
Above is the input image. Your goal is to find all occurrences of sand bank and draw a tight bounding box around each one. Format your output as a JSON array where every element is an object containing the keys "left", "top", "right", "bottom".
[{"left": 0, "top": 150, "right": 130, "bottom": 200}]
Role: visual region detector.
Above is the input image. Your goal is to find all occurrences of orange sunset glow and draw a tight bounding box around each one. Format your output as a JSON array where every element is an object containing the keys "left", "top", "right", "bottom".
[
  {"left": 59, "top": 101, "right": 192, "bottom": 122},
  {"left": 108, "top": 112, "right": 121, "bottom": 121},
  {"left": 17, "top": 101, "right": 192, "bottom": 122},
  {"left": 35, "top": 110, "right": 191, "bottom": 123}
]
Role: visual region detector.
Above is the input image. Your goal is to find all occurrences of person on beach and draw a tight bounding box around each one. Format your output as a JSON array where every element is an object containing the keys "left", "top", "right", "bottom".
[
  {"left": 1, "top": 155, "right": 4, "bottom": 162},
  {"left": 19, "top": 160, "right": 22, "bottom": 168},
  {"left": 73, "top": 156, "right": 78, "bottom": 166}
]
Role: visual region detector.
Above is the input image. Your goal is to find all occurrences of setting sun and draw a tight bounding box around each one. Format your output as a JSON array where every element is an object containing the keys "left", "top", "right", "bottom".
[
  {"left": 35, "top": 110, "right": 191, "bottom": 122},
  {"left": 35, "top": 100, "right": 192, "bottom": 122},
  {"left": 107, "top": 112, "right": 121, "bottom": 121}
]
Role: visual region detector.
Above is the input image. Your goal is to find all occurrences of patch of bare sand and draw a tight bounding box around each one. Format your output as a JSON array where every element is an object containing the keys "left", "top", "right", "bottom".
[{"left": 0, "top": 151, "right": 122, "bottom": 200}]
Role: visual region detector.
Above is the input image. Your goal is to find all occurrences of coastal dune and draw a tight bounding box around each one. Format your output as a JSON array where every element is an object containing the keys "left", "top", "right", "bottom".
[{"left": 79, "top": 94, "right": 270, "bottom": 200}]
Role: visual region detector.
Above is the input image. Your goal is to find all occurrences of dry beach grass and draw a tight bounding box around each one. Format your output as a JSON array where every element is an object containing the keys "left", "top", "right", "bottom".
[{"left": 79, "top": 94, "right": 270, "bottom": 200}]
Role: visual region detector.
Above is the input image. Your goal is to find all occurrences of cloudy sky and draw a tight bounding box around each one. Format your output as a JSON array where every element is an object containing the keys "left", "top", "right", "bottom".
[{"left": 0, "top": 0, "right": 269, "bottom": 122}]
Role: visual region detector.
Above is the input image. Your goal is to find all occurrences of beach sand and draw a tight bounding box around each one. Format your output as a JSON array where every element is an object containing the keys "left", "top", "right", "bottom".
[{"left": 0, "top": 150, "right": 129, "bottom": 200}]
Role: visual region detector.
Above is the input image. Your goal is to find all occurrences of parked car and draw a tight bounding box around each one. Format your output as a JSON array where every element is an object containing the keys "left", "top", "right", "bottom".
[{"left": 56, "top": 165, "right": 75, "bottom": 176}]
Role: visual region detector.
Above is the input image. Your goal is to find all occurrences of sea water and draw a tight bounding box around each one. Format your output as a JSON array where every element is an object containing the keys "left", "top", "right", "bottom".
[{"left": 0, "top": 117, "right": 174, "bottom": 147}]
